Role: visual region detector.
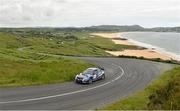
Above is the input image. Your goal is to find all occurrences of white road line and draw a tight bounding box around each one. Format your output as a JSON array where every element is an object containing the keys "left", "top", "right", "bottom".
[{"left": 0, "top": 63, "right": 124, "bottom": 104}]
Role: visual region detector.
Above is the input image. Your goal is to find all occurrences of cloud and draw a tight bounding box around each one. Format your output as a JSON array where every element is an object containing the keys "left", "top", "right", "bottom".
[{"left": 0, "top": 0, "right": 179, "bottom": 27}]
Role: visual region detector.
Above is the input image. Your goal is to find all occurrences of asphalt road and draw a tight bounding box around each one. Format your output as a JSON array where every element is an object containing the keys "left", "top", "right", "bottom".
[{"left": 0, "top": 57, "right": 173, "bottom": 110}]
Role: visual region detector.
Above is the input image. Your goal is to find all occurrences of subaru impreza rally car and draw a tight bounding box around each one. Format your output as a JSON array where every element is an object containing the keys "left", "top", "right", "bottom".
[{"left": 75, "top": 67, "right": 105, "bottom": 84}]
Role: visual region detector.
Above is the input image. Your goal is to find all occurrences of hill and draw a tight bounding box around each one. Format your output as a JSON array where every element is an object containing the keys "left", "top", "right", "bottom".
[{"left": 0, "top": 25, "right": 180, "bottom": 33}]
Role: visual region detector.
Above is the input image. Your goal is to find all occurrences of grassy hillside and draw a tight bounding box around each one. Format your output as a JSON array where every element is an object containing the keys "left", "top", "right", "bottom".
[
  {"left": 0, "top": 57, "right": 94, "bottom": 87},
  {"left": 0, "top": 31, "right": 137, "bottom": 57},
  {"left": 0, "top": 30, "right": 137, "bottom": 87},
  {"left": 102, "top": 67, "right": 180, "bottom": 110}
]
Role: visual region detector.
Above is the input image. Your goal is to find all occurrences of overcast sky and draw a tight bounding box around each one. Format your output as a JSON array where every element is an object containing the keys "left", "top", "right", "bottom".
[{"left": 0, "top": 0, "right": 180, "bottom": 27}]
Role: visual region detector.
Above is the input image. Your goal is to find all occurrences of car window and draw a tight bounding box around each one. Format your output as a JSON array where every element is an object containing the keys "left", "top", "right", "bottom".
[
  {"left": 83, "top": 69, "right": 93, "bottom": 75},
  {"left": 97, "top": 69, "right": 101, "bottom": 73},
  {"left": 94, "top": 70, "right": 98, "bottom": 75}
]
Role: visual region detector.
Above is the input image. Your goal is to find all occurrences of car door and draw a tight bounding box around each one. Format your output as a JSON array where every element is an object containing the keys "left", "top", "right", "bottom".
[
  {"left": 97, "top": 69, "right": 103, "bottom": 79},
  {"left": 93, "top": 70, "right": 98, "bottom": 81}
]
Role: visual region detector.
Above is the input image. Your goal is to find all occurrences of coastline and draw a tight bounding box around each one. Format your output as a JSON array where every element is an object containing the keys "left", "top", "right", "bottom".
[
  {"left": 91, "top": 32, "right": 178, "bottom": 61},
  {"left": 91, "top": 33, "right": 135, "bottom": 45}
]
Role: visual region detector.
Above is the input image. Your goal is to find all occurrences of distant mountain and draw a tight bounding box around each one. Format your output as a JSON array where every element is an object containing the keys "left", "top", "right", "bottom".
[
  {"left": 0, "top": 25, "right": 180, "bottom": 32},
  {"left": 85, "top": 25, "right": 180, "bottom": 32},
  {"left": 87, "top": 25, "right": 145, "bottom": 32},
  {"left": 148, "top": 26, "right": 180, "bottom": 32}
]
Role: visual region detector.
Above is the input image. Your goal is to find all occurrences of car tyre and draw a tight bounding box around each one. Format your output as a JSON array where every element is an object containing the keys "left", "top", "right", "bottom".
[
  {"left": 102, "top": 74, "right": 105, "bottom": 80},
  {"left": 75, "top": 80, "right": 78, "bottom": 84}
]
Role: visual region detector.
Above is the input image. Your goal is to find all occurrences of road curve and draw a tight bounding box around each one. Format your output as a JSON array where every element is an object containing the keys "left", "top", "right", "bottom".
[{"left": 0, "top": 57, "right": 173, "bottom": 110}]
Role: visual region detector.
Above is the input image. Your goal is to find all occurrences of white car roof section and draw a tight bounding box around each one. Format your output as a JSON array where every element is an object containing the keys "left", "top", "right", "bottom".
[{"left": 88, "top": 68, "right": 98, "bottom": 70}]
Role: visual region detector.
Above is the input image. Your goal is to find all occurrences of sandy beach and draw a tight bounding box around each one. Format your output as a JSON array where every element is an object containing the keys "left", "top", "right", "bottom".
[
  {"left": 91, "top": 33, "right": 135, "bottom": 45},
  {"left": 106, "top": 50, "right": 172, "bottom": 60},
  {"left": 91, "top": 33, "right": 175, "bottom": 60}
]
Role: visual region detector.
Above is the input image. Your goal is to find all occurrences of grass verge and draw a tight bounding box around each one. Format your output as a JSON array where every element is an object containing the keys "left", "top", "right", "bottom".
[
  {"left": 101, "top": 67, "right": 180, "bottom": 110},
  {"left": 0, "top": 57, "right": 94, "bottom": 87}
]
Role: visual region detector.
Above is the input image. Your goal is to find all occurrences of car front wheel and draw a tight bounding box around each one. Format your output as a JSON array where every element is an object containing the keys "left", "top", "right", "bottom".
[{"left": 101, "top": 74, "right": 105, "bottom": 80}]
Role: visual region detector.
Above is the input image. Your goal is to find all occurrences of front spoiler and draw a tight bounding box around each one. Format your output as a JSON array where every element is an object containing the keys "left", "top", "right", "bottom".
[{"left": 75, "top": 79, "right": 88, "bottom": 84}]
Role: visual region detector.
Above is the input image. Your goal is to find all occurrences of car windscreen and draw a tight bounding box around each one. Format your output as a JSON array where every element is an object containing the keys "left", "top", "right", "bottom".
[{"left": 82, "top": 69, "right": 93, "bottom": 75}]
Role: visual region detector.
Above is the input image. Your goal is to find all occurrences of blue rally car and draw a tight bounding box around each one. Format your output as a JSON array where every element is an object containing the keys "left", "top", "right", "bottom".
[{"left": 75, "top": 67, "right": 105, "bottom": 84}]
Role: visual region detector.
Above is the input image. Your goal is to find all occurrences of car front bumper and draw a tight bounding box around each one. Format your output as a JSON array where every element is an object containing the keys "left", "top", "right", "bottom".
[{"left": 75, "top": 79, "right": 88, "bottom": 84}]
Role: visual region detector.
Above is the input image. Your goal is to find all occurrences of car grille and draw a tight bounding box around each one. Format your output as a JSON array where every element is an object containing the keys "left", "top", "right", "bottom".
[{"left": 77, "top": 77, "right": 83, "bottom": 80}]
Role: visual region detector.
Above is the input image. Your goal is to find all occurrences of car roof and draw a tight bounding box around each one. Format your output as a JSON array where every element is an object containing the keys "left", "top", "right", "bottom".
[{"left": 87, "top": 68, "right": 98, "bottom": 70}]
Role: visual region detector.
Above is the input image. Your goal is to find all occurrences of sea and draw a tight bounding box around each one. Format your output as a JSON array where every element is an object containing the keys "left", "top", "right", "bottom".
[{"left": 121, "top": 32, "right": 180, "bottom": 60}]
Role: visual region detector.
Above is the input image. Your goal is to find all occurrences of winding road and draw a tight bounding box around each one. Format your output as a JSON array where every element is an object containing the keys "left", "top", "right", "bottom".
[{"left": 0, "top": 57, "right": 173, "bottom": 110}]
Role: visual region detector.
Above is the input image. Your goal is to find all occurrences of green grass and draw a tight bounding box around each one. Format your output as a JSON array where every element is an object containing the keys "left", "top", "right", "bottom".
[
  {"left": 82, "top": 36, "right": 137, "bottom": 51},
  {"left": 24, "top": 34, "right": 136, "bottom": 56},
  {"left": 0, "top": 57, "right": 94, "bottom": 87},
  {"left": 0, "top": 32, "right": 25, "bottom": 48},
  {"left": 0, "top": 30, "right": 137, "bottom": 87},
  {"left": 101, "top": 67, "right": 180, "bottom": 110},
  {"left": 0, "top": 31, "right": 137, "bottom": 57}
]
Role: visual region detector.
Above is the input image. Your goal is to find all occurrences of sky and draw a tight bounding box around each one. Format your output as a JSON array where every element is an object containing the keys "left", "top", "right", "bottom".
[{"left": 0, "top": 0, "right": 180, "bottom": 28}]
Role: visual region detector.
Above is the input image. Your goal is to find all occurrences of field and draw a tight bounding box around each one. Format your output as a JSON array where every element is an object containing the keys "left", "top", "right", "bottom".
[
  {"left": 0, "top": 30, "right": 137, "bottom": 57},
  {"left": 0, "top": 29, "right": 136, "bottom": 87},
  {"left": 102, "top": 67, "right": 180, "bottom": 110},
  {"left": 0, "top": 57, "right": 94, "bottom": 87}
]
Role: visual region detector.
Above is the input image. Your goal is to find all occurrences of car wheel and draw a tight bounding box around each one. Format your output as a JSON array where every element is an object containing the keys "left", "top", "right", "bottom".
[
  {"left": 88, "top": 79, "right": 93, "bottom": 84},
  {"left": 102, "top": 74, "right": 105, "bottom": 80},
  {"left": 75, "top": 80, "right": 78, "bottom": 83}
]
